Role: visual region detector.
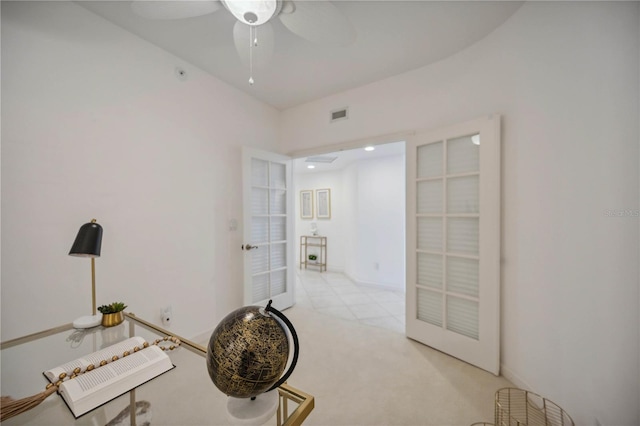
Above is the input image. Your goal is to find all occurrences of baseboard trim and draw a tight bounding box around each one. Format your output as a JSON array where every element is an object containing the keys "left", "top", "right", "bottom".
[{"left": 343, "top": 271, "right": 404, "bottom": 293}]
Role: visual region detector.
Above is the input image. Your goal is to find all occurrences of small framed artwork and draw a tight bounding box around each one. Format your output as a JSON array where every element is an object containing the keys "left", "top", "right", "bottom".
[
  {"left": 316, "top": 188, "right": 331, "bottom": 219},
  {"left": 300, "top": 190, "right": 314, "bottom": 219}
]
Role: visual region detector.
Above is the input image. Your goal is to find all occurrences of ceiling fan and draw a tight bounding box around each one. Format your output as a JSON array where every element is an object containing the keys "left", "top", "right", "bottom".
[{"left": 131, "top": 0, "right": 356, "bottom": 84}]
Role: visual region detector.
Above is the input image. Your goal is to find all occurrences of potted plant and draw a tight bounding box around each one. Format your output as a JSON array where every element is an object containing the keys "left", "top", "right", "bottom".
[
  {"left": 308, "top": 254, "right": 317, "bottom": 263},
  {"left": 98, "top": 302, "right": 127, "bottom": 327}
]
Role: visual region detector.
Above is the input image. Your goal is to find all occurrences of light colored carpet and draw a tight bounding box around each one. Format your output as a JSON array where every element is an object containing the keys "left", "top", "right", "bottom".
[{"left": 281, "top": 304, "right": 513, "bottom": 426}]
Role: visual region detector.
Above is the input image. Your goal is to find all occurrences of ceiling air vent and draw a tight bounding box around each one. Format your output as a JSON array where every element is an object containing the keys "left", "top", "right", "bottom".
[
  {"left": 306, "top": 156, "right": 338, "bottom": 164},
  {"left": 330, "top": 107, "right": 349, "bottom": 123}
]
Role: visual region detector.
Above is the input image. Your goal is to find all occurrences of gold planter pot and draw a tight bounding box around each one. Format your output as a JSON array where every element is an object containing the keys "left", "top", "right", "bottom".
[{"left": 101, "top": 311, "right": 125, "bottom": 327}]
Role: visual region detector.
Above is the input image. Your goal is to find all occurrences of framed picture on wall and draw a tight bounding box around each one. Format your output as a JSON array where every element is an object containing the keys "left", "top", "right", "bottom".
[
  {"left": 300, "top": 190, "right": 314, "bottom": 219},
  {"left": 316, "top": 188, "right": 331, "bottom": 219}
]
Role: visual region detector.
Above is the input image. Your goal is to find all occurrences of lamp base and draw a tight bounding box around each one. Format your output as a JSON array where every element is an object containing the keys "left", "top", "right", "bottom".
[
  {"left": 73, "top": 314, "right": 102, "bottom": 329},
  {"left": 226, "top": 391, "right": 279, "bottom": 425}
]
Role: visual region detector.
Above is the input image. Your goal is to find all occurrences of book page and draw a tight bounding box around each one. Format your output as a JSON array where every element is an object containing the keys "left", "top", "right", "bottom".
[
  {"left": 44, "top": 336, "right": 147, "bottom": 382},
  {"left": 58, "top": 345, "right": 173, "bottom": 418}
]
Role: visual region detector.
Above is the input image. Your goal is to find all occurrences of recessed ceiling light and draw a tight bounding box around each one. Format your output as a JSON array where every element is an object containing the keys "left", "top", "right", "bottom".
[
  {"left": 307, "top": 165, "right": 315, "bottom": 169},
  {"left": 364, "top": 146, "right": 375, "bottom": 152}
]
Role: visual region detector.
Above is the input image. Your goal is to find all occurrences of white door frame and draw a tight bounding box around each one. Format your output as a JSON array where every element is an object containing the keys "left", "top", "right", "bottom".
[{"left": 287, "top": 116, "right": 501, "bottom": 376}]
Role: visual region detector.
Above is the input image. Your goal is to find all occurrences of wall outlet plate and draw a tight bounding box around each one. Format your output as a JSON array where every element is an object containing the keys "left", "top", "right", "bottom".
[{"left": 161, "top": 306, "right": 172, "bottom": 325}]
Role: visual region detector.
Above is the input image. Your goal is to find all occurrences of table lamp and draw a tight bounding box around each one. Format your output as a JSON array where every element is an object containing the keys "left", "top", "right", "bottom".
[{"left": 69, "top": 219, "right": 103, "bottom": 329}]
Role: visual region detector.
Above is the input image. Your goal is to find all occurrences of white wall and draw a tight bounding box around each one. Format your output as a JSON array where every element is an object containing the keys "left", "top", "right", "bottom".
[
  {"left": 342, "top": 163, "right": 357, "bottom": 277},
  {"left": 1, "top": 1, "right": 280, "bottom": 340},
  {"left": 294, "top": 170, "right": 345, "bottom": 271},
  {"left": 282, "top": 2, "right": 640, "bottom": 425},
  {"left": 347, "top": 155, "right": 405, "bottom": 290}
]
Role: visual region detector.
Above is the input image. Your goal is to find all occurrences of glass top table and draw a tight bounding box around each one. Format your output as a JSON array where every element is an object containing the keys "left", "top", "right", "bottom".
[{"left": 0, "top": 313, "right": 314, "bottom": 426}]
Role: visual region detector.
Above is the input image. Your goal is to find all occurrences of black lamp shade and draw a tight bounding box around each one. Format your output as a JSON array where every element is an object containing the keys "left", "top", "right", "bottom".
[{"left": 69, "top": 220, "right": 103, "bottom": 257}]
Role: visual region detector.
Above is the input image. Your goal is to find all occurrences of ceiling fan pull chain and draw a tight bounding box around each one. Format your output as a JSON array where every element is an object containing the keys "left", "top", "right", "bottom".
[{"left": 248, "top": 25, "right": 255, "bottom": 85}]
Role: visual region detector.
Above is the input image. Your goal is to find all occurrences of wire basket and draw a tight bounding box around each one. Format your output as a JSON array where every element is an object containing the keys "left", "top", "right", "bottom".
[{"left": 494, "top": 388, "right": 574, "bottom": 426}]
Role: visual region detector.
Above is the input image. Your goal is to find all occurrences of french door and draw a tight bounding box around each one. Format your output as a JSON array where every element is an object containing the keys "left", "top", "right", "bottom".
[
  {"left": 242, "top": 147, "right": 295, "bottom": 311},
  {"left": 405, "top": 115, "right": 501, "bottom": 375}
]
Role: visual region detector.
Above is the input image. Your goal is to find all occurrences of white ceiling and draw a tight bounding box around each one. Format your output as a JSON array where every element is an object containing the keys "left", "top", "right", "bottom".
[
  {"left": 77, "top": 0, "right": 523, "bottom": 110},
  {"left": 293, "top": 140, "right": 405, "bottom": 174}
]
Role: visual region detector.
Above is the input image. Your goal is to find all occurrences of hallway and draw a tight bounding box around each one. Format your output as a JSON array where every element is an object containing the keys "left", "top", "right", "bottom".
[{"left": 294, "top": 269, "right": 405, "bottom": 334}]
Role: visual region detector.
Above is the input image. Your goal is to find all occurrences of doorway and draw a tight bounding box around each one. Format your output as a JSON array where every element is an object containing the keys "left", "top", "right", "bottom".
[{"left": 292, "top": 141, "right": 406, "bottom": 333}]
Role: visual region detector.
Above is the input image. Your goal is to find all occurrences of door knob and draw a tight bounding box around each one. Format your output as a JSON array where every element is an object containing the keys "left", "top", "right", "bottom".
[{"left": 242, "top": 244, "right": 258, "bottom": 251}]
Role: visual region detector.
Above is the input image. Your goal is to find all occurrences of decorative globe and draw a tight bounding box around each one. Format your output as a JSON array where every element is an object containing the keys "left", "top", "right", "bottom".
[{"left": 206, "top": 304, "right": 293, "bottom": 399}]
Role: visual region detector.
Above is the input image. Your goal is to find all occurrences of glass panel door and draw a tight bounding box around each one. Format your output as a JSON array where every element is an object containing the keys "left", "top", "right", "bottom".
[
  {"left": 406, "top": 115, "right": 501, "bottom": 375},
  {"left": 243, "top": 148, "right": 294, "bottom": 311},
  {"left": 414, "top": 134, "right": 480, "bottom": 338}
]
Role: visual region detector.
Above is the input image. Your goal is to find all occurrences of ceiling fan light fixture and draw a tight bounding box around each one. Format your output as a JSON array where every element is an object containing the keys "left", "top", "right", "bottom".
[{"left": 222, "top": 0, "right": 281, "bottom": 26}]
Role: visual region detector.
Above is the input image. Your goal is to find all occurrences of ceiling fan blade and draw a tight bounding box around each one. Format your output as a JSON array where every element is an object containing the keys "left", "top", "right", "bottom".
[
  {"left": 278, "top": 1, "right": 355, "bottom": 46},
  {"left": 131, "top": 0, "right": 221, "bottom": 20},
  {"left": 233, "top": 21, "right": 275, "bottom": 70}
]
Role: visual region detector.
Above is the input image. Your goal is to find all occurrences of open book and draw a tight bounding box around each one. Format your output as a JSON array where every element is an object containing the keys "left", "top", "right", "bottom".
[{"left": 44, "top": 336, "right": 174, "bottom": 418}]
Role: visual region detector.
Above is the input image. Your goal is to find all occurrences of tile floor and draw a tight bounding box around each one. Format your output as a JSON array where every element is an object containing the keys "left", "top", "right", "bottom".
[{"left": 294, "top": 269, "right": 406, "bottom": 333}]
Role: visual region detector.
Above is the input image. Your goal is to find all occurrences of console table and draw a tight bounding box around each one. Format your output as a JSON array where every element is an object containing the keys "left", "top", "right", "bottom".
[
  {"left": 299, "top": 236, "right": 327, "bottom": 272},
  {"left": 0, "top": 313, "right": 314, "bottom": 426}
]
